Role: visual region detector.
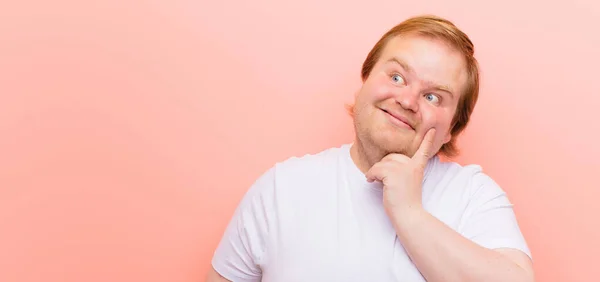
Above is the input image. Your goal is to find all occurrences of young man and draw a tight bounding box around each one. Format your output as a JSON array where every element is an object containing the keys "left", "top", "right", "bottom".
[{"left": 207, "top": 15, "right": 534, "bottom": 282}]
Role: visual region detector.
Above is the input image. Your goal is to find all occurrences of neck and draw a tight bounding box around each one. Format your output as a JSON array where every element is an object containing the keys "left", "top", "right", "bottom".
[
  {"left": 349, "top": 136, "right": 387, "bottom": 174},
  {"left": 349, "top": 137, "right": 437, "bottom": 176}
]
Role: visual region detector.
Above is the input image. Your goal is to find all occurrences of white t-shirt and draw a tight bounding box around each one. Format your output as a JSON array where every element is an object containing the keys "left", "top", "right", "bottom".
[{"left": 211, "top": 144, "right": 531, "bottom": 282}]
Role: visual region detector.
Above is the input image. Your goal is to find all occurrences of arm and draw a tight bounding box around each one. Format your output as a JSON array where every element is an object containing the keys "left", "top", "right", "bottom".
[
  {"left": 389, "top": 206, "right": 534, "bottom": 282},
  {"left": 366, "top": 129, "right": 534, "bottom": 282},
  {"left": 208, "top": 167, "right": 277, "bottom": 282},
  {"left": 206, "top": 267, "right": 232, "bottom": 282}
]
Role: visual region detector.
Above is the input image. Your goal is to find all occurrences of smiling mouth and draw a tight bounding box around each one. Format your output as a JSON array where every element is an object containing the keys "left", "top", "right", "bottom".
[{"left": 382, "top": 109, "right": 414, "bottom": 130}]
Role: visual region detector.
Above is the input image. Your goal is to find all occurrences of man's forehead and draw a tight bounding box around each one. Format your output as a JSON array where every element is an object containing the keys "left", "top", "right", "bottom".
[
  {"left": 380, "top": 35, "right": 468, "bottom": 95},
  {"left": 381, "top": 35, "right": 459, "bottom": 63}
]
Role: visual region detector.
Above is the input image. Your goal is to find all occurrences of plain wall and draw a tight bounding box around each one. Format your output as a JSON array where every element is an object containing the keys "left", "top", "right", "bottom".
[{"left": 1, "top": 0, "right": 598, "bottom": 281}]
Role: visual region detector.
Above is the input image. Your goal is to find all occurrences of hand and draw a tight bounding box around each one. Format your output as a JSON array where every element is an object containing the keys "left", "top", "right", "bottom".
[{"left": 365, "top": 128, "right": 436, "bottom": 216}]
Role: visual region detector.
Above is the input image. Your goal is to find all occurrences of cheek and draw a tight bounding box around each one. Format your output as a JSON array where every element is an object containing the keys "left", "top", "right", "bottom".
[
  {"left": 419, "top": 109, "right": 438, "bottom": 128},
  {"left": 361, "top": 76, "right": 395, "bottom": 102},
  {"left": 420, "top": 109, "right": 454, "bottom": 139}
]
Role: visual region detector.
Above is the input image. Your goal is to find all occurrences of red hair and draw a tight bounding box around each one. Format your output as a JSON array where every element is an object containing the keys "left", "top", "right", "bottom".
[{"left": 349, "top": 15, "right": 480, "bottom": 157}]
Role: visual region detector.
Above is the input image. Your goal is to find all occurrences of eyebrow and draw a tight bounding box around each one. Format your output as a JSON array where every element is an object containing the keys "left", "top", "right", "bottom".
[{"left": 386, "top": 57, "right": 456, "bottom": 98}]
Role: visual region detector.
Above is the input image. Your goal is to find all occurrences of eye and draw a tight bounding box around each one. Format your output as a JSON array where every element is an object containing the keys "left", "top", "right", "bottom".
[
  {"left": 391, "top": 74, "right": 405, "bottom": 84},
  {"left": 425, "top": 93, "right": 440, "bottom": 104}
]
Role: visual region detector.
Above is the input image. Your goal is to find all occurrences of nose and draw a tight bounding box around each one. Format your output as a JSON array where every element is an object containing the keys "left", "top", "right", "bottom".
[{"left": 395, "top": 88, "right": 419, "bottom": 112}]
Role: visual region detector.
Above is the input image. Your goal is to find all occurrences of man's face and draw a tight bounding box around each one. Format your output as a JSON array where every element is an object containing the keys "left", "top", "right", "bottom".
[{"left": 353, "top": 34, "right": 468, "bottom": 157}]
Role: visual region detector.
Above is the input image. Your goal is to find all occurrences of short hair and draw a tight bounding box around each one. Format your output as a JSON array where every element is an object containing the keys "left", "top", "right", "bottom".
[{"left": 349, "top": 15, "right": 480, "bottom": 157}]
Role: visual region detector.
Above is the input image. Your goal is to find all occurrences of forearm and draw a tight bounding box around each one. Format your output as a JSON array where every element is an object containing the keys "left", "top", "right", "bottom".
[{"left": 390, "top": 206, "right": 533, "bottom": 282}]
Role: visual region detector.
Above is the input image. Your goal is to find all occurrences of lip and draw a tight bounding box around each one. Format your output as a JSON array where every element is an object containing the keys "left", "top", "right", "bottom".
[{"left": 382, "top": 109, "right": 414, "bottom": 130}]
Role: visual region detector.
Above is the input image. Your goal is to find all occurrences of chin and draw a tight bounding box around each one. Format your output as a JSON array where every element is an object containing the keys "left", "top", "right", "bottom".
[
  {"left": 370, "top": 130, "right": 415, "bottom": 156},
  {"left": 354, "top": 111, "right": 415, "bottom": 155}
]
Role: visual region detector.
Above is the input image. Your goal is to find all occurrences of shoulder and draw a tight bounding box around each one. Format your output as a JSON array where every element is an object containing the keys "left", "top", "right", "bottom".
[
  {"left": 428, "top": 157, "right": 504, "bottom": 195},
  {"left": 424, "top": 157, "right": 510, "bottom": 212},
  {"left": 244, "top": 144, "right": 349, "bottom": 196},
  {"left": 423, "top": 157, "right": 516, "bottom": 229},
  {"left": 269, "top": 144, "right": 349, "bottom": 180}
]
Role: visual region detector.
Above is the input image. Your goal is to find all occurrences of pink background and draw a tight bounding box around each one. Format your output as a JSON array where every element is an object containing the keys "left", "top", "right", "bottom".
[{"left": 1, "top": 0, "right": 598, "bottom": 281}]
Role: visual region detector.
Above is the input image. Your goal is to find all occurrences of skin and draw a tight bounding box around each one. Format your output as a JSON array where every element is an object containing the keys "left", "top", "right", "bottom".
[
  {"left": 353, "top": 34, "right": 535, "bottom": 282},
  {"left": 206, "top": 268, "right": 228, "bottom": 282},
  {"left": 350, "top": 34, "right": 464, "bottom": 172},
  {"left": 207, "top": 33, "right": 534, "bottom": 282}
]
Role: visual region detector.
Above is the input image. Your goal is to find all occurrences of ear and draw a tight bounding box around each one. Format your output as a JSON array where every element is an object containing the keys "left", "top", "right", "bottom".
[
  {"left": 443, "top": 131, "right": 452, "bottom": 144},
  {"left": 345, "top": 90, "right": 361, "bottom": 115},
  {"left": 344, "top": 103, "right": 355, "bottom": 117}
]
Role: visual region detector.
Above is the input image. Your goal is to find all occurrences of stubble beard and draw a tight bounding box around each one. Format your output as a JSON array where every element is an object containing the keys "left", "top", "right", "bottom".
[{"left": 353, "top": 109, "right": 414, "bottom": 164}]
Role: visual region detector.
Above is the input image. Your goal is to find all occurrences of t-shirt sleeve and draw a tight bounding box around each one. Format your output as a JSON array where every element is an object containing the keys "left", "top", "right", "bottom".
[
  {"left": 458, "top": 172, "right": 532, "bottom": 260},
  {"left": 211, "top": 167, "right": 276, "bottom": 282}
]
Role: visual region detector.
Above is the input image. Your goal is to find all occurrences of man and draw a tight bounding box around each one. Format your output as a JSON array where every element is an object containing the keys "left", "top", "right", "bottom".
[{"left": 207, "top": 15, "right": 534, "bottom": 282}]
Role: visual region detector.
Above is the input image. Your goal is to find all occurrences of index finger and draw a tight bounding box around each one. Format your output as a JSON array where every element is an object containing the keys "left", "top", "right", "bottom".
[{"left": 412, "top": 128, "right": 436, "bottom": 168}]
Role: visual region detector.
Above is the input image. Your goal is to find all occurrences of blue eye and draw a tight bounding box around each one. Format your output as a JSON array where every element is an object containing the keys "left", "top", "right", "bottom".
[
  {"left": 391, "top": 74, "right": 404, "bottom": 84},
  {"left": 425, "top": 94, "right": 440, "bottom": 104}
]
